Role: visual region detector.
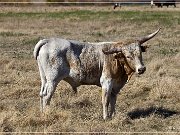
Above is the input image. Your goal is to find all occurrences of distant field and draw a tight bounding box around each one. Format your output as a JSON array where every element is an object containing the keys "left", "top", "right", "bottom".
[{"left": 0, "top": 5, "right": 180, "bottom": 133}]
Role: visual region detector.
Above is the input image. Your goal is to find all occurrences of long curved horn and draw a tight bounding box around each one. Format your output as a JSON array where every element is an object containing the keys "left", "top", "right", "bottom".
[
  {"left": 102, "top": 48, "right": 122, "bottom": 55},
  {"left": 138, "top": 28, "right": 161, "bottom": 44}
]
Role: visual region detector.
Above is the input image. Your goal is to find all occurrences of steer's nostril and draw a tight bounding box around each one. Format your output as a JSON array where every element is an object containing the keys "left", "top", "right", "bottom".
[{"left": 138, "top": 67, "right": 146, "bottom": 74}]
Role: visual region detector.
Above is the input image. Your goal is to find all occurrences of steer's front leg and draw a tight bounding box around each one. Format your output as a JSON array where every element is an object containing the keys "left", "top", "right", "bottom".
[
  {"left": 102, "top": 88, "right": 110, "bottom": 120},
  {"left": 100, "top": 77, "right": 113, "bottom": 120}
]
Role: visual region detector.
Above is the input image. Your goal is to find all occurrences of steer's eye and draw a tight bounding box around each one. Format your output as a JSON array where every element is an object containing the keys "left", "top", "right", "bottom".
[{"left": 126, "top": 56, "right": 132, "bottom": 60}]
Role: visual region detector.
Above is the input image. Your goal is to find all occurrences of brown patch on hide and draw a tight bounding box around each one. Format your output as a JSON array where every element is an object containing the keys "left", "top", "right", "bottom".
[
  {"left": 120, "top": 54, "right": 135, "bottom": 83},
  {"left": 68, "top": 57, "right": 81, "bottom": 77},
  {"left": 69, "top": 61, "right": 78, "bottom": 69},
  {"left": 104, "top": 52, "right": 134, "bottom": 83},
  {"left": 80, "top": 54, "right": 101, "bottom": 83},
  {"left": 112, "top": 39, "right": 137, "bottom": 82},
  {"left": 103, "top": 55, "right": 123, "bottom": 79},
  {"left": 50, "top": 56, "right": 56, "bottom": 66},
  {"left": 102, "top": 39, "right": 137, "bottom": 83},
  {"left": 114, "top": 52, "right": 134, "bottom": 80}
]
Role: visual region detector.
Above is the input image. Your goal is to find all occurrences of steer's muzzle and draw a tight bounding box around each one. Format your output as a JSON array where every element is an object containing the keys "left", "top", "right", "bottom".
[{"left": 137, "top": 66, "right": 146, "bottom": 74}]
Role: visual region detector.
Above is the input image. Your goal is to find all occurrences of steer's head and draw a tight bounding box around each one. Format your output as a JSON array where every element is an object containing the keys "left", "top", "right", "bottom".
[{"left": 103, "top": 28, "right": 160, "bottom": 75}]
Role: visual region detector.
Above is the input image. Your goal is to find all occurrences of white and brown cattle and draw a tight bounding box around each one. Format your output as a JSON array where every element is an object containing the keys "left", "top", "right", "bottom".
[{"left": 34, "top": 28, "right": 160, "bottom": 119}]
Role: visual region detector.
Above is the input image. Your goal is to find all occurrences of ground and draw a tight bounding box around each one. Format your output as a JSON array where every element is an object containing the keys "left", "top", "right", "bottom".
[{"left": 0, "top": 5, "right": 180, "bottom": 133}]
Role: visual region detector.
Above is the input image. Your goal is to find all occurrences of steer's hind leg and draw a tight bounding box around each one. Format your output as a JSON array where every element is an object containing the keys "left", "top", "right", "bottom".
[
  {"left": 42, "top": 80, "right": 58, "bottom": 109},
  {"left": 38, "top": 59, "right": 46, "bottom": 97},
  {"left": 42, "top": 70, "right": 68, "bottom": 111},
  {"left": 37, "top": 60, "right": 47, "bottom": 111}
]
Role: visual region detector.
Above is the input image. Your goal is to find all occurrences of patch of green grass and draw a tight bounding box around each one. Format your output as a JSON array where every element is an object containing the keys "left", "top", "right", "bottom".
[
  {"left": 0, "top": 11, "right": 96, "bottom": 19},
  {"left": 91, "top": 32, "right": 104, "bottom": 37},
  {"left": 0, "top": 12, "right": 43, "bottom": 18},
  {"left": 178, "top": 18, "right": 180, "bottom": 25},
  {"left": 21, "top": 37, "right": 41, "bottom": 46},
  {"left": 0, "top": 32, "right": 27, "bottom": 37},
  {"left": 159, "top": 48, "right": 179, "bottom": 56},
  {"left": 116, "top": 11, "right": 178, "bottom": 26},
  {"left": 0, "top": 10, "right": 179, "bottom": 26}
]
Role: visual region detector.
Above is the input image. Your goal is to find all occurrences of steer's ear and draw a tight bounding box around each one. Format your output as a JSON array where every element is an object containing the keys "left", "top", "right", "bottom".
[{"left": 140, "top": 45, "right": 149, "bottom": 52}]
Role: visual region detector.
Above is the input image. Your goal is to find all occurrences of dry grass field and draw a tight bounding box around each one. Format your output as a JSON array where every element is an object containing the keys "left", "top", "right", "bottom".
[{"left": 0, "top": 5, "right": 180, "bottom": 134}]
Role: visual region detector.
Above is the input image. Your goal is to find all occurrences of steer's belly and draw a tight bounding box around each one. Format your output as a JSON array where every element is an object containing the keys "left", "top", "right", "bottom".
[{"left": 68, "top": 68, "right": 102, "bottom": 86}]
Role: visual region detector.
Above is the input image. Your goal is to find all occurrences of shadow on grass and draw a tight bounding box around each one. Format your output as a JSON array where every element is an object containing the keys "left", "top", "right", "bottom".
[{"left": 127, "top": 107, "right": 179, "bottom": 120}]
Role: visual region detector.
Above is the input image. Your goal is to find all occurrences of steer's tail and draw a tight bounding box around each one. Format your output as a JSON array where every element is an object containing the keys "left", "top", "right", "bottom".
[{"left": 33, "top": 39, "right": 48, "bottom": 60}]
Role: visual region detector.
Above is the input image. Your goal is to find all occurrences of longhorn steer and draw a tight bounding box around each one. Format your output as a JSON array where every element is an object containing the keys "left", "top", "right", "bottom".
[{"left": 34, "top": 29, "right": 160, "bottom": 119}]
